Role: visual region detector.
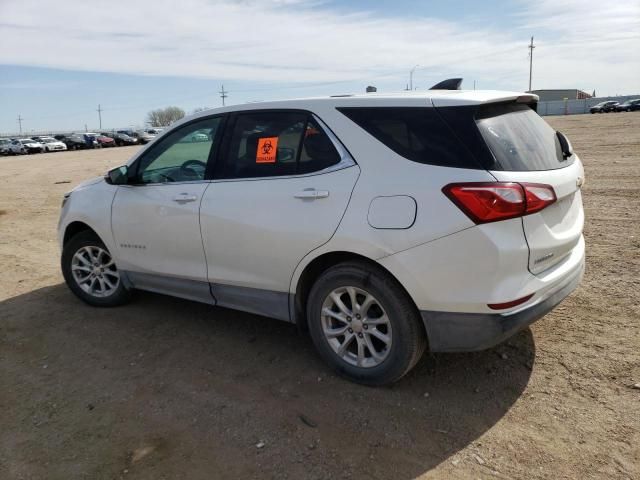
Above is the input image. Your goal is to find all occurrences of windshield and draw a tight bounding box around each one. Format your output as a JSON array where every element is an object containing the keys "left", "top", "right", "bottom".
[
  {"left": 41, "top": 138, "right": 56, "bottom": 143},
  {"left": 20, "top": 139, "right": 35, "bottom": 144},
  {"left": 476, "top": 103, "right": 573, "bottom": 171}
]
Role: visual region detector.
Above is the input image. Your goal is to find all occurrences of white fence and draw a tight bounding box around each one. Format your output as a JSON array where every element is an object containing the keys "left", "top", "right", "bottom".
[{"left": 538, "top": 94, "right": 639, "bottom": 116}]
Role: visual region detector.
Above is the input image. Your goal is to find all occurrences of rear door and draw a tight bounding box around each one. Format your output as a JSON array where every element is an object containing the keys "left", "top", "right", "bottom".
[
  {"left": 474, "top": 103, "right": 584, "bottom": 274},
  {"left": 200, "top": 110, "right": 359, "bottom": 312}
]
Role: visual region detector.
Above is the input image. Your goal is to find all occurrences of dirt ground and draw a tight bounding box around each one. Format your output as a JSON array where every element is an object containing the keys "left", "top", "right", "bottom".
[{"left": 1, "top": 113, "right": 638, "bottom": 480}]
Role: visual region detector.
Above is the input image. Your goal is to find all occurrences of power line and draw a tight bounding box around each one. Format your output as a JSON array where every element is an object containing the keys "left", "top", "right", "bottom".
[
  {"left": 219, "top": 85, "right": 228, "bottom": 106},
  {"left": 528, "top": 36, "right": 535, "bottom": 92},
  {"left": 97, "top": 104, "right": 103, "bottom": 129}
]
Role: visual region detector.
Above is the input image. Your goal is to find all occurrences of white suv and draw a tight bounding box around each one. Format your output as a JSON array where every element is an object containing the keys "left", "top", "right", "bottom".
[{"left": 58, "top": 86, "right": 585, "bottom": 385}]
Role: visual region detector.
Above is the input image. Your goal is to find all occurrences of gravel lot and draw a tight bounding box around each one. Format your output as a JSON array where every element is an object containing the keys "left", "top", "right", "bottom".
[{"left": 1, "top": 113, "right": 638, "bottom": 479}]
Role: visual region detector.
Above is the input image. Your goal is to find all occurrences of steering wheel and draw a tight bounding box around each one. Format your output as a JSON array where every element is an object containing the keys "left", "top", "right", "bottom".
[
  {"left": 180, "top": 159, "right": 207, "bottom": 179},
  {"left": 182, "top": 159, "right": 207, "bottom": 170}
]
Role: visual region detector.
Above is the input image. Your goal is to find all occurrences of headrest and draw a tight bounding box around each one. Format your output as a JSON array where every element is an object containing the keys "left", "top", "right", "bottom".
[{"left": 305, "top": 132, "right": 335, "bottom": 160}]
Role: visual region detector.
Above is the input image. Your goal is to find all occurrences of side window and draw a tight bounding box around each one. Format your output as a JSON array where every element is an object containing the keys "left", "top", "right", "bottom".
[
  {"left": 214, "top": 111, "right": 342, "bottom": 179},
  {"left": 338, "top": 107, "right": 480, "bottom": 169},
  {"left": 134, "top": 117, "right": 221, "bottom": 184}
]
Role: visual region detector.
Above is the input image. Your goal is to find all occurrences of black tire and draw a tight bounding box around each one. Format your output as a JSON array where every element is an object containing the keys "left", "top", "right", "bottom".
[
  {"left": 306, "top": 261, "right": 426, "bottom": 386},
  {"left": 61, "top": 231, "right": 131, "bottom": 307}
]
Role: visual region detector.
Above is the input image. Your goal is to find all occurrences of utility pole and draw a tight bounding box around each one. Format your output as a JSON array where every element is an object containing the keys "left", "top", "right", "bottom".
[
  {"left": 528, "top": 36, "right": 535, "bottom": 92},
  {"left": 219, "top": 85, "right": 228, "bottom": 107},
  {"left": 17, "top": 115, "right": 23, "bottom": 135},
  {"left": 473, "top": 80, "right": 476, "bottom": 90},
  {"left": 97, "top": 104, "right": 103, "bottom": 130},
  {"left": 409, "top": 65, "right": 419, "bottom": 91}
]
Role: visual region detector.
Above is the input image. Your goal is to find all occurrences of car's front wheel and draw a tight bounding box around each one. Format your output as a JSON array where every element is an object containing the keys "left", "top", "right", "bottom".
[
  {"left": 61, "top": 231, "right": 131, "bottom": 307},
  {"left": 307, "top": 261, "right": 426, "bottom": 386}
]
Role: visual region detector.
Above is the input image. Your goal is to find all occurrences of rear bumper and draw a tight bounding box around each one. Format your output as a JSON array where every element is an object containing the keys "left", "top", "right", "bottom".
[{"left": 421, "top": 259, "right": 584, "bottom": 352}]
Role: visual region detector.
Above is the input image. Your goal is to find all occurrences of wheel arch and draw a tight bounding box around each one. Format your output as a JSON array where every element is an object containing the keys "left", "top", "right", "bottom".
[
  {"left": 292, "top": 250, "right": 424, "bottom": 339},
  {"left": 63, "top": 221, "right": 101, "bottom": 246}
]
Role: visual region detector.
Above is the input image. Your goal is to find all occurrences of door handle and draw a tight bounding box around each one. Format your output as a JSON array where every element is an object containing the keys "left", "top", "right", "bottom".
[
  {"left": 172, "top": 193, "right": 198, "bottom": 203},
  {"left": 294, "top": 189, "right": 330, "bottom": 200}
]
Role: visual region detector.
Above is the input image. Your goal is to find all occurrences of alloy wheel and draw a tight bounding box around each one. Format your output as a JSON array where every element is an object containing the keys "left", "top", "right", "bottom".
[
  {"left": 71, "top": 246, "right": 120, "bottom": 298},
  {"left": 321, "top": 286, "right": 392, "bottom": 368}
]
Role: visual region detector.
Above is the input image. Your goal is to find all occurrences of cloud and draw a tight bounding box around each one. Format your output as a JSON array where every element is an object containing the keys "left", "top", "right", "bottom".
[{"left": 0, "top": 0, "right": 638, "bottom": 94}]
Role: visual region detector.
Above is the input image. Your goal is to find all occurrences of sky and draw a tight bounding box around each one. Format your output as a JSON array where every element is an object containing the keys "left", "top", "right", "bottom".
[{"left": 0, "top": 0, "right": 638, "bottom": 134}]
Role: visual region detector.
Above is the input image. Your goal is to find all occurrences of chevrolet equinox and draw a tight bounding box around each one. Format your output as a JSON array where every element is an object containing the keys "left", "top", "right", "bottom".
[{"left": 58, "top": 84, "right": 585, "bottom": 385}]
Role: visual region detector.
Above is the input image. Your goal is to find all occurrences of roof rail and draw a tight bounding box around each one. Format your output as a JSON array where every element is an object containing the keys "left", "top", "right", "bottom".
[{"left": 429, "top": 78, "right": 463, "bottom": 90}]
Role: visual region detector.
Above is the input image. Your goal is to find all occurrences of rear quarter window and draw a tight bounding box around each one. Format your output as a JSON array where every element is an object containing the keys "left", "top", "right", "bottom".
[{"left": 337, "top": 107, "right": 481, "bottom": 169}]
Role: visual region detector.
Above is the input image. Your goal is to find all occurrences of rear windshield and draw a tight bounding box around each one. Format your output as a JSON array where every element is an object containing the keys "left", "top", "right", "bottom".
[{"left": 476, "top": 103, "right": 573, "bottom": 171}]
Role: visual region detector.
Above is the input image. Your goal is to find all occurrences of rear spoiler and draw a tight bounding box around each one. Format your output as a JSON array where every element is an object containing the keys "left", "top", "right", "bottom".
[
  {"left": 515, "top": 94, "right": 538, "bottom": 112},
  {"left": 430, "top": 90, "right": 540, "bottom": 109}
]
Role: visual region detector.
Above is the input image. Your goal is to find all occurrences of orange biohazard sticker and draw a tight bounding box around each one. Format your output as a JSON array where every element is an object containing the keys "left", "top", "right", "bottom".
[{"left": 256, "top": 137, "right": 278, "bottom": 163}]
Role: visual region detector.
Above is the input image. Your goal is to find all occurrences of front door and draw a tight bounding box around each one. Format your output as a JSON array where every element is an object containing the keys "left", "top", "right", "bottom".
[{"left": 111, "top": 116, "right": 223, "bottom": 301}]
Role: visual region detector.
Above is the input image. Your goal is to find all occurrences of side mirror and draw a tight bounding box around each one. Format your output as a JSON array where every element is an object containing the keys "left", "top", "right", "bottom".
[
  {"left": 105, "top": 165, "right": 129, "bottom": 185},
  {"left": 556, "top": 131, "right": 573, "bottom": 159}
]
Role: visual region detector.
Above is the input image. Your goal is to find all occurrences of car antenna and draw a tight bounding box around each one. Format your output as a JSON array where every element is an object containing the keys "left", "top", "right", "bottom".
[{"left": 429, "top": 78, "right": 463, "bottom": 90}]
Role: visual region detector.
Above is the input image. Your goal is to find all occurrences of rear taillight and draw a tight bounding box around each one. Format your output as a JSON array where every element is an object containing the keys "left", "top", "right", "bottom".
[
  {"left": 523, "top": 184, "right": 556, "bottom": 214},
  {"left": 442, "top": 182, "right": 556, "bottom": 224}
]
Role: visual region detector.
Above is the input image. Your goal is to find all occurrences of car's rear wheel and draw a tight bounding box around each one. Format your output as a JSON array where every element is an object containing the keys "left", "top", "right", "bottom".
[
  {"left": 307, "top": 261, "right": 426, "bottom": 386},
  {"left": 61, "top": 231, "right": 131, "bottom": 307}
]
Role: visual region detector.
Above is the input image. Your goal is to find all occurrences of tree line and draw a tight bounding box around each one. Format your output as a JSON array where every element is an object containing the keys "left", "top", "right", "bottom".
[{"left": 146, "top": 106, "right": 212, "bottom": 127}]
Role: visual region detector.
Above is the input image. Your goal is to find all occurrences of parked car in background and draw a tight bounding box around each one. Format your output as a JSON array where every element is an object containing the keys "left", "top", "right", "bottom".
[
  {"left": 68, "top": 133, "right": 100, "bottom": 149},
  {"left": 109, "top": 132, "right": 138, "bottom": 146},
  {"left": 58, "top": 86, "right": 585, "bottom": 385},
  {"left": 8, "top": 138, "right": 44, "bottom": 154},
  {"left": 0, "top": 138, "right": 10, "bottom": 155},
  {"left": 54, "top": 135, "right": 86, "bottom": 150},
  {"left": 89, "top": 133, "right": 116, "bottom": 148},
  {"left": 590, "top": 101, "right": 619, "bottom": 113},
  {"left": 133, "top": 129, "right": 162, "bottom": 144},
  {"left": 32, "top": 136, "right": 68, "bottom": 152},
  {"left": 129, "top": 131, "right": 148, "bottom": 144},
  {"left": 187, "top": 130, "right": 210, "bottom": 142},
  {"left": 614, "top": 99, "right": 640, "bottom": 112}
]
